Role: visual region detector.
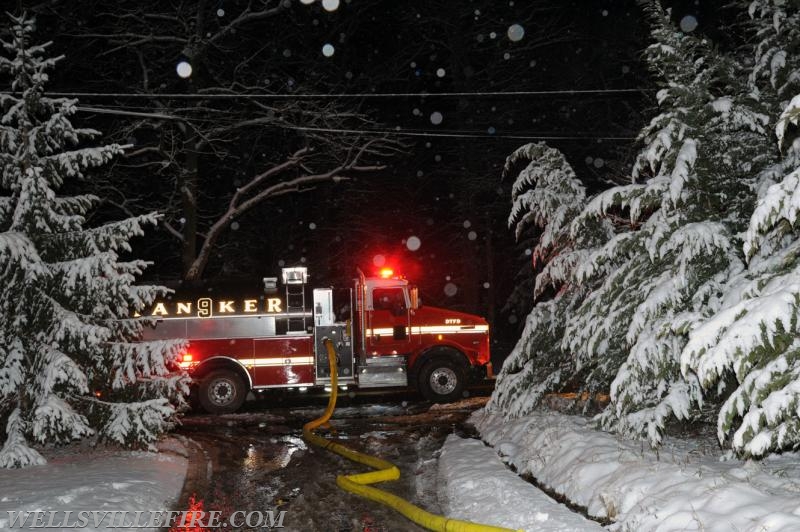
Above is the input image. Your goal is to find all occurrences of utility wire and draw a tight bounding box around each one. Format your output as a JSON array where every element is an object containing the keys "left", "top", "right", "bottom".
[
  {"left": 78, "top": 106, "right": 181, "bottom": 121},
  {"left": 76, "top": 106, "right": 635, "bottom": 140},
  {"left": 9, "top": 88, "right": 652, "bottom": 100},
  {"left": 280, "top": 124, "right": 637, "bottom": 141},
  {"left": 75, "top": 105, "right": 636, "bottom": 140}
]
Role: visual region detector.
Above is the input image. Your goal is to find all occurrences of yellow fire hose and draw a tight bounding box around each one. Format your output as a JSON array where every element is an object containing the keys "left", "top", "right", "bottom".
[{"left": 302, "top": 339, "right": 521, "bottom": 532}]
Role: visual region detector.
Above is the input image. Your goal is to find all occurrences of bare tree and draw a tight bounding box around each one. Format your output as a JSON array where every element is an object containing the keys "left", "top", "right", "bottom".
[{"left": 32, "top": 0, "right": 401, "bottom": 282}]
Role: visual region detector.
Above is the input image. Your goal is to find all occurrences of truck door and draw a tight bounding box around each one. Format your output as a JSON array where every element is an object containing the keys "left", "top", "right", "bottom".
[{"left": 367, "top": 286, "right": 411, "bottom": 355}]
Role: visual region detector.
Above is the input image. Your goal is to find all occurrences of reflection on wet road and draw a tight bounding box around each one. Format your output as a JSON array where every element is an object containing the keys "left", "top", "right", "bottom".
[{"left": 176, "top": 395, "right": 489, "bottom": 531}]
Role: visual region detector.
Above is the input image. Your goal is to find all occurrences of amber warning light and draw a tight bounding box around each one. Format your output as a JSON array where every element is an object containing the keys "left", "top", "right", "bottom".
[
  {"left": 379, "top": 268, "right": 394, "bottom": 278},
  {"left": 179, "top": 352, "right": 194, "bottom": 369}
]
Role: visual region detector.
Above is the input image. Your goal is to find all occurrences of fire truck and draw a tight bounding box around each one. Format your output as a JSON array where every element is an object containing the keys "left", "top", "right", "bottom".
[{"left": 142, "top": 267, "right": 492, "bottom": 414}]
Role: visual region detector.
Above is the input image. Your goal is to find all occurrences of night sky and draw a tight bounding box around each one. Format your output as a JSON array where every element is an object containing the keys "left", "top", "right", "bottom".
[{"left": 10, "top": 0, "right": 709, "bottom": 360}]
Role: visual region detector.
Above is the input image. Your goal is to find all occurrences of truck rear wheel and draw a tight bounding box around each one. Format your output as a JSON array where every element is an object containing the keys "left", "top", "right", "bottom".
[
  {"left": 198, "top": 369, "right": 247, "bottom": 414},
  {"left": 418, "top": 358, "right": 466, "bottom": 403}
]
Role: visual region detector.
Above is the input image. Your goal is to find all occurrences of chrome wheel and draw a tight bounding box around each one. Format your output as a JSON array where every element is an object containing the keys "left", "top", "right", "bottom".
[
  {"left": 210, "top": 378, "right": 236, "bottom": 406},
  {"left": 199, "top": 370, "right": 247, "bottom": 414},
  {"left": 429, "top": 367, "right": 458, "bottom": 395}
]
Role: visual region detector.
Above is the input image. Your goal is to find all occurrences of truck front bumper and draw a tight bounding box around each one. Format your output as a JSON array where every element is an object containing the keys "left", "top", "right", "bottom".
[{"left": 469, "top": 361, "right": 494, "bottom": 381}]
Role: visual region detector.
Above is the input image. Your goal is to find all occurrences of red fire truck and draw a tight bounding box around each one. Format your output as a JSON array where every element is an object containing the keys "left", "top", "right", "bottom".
[{"left": 142, "top": 267, "right": 492, "bottom": 414}]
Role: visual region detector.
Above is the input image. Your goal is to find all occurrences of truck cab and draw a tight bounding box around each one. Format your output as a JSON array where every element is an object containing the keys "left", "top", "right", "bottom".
[{"left": 350, "top": 268, "right": 492, "bottom": 402}]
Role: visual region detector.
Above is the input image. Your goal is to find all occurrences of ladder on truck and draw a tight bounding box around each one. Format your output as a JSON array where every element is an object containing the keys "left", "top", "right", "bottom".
[{"left": 282, "top": 266, "right": 309, "bottom": 333}]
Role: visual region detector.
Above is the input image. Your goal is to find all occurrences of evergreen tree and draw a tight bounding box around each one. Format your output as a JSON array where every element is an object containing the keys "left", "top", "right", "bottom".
[
  {"left": 0, "top": 14, "right": 188, "bottom": 468},
  {"left": 567, "top": 2, "right": 773, "bottom": 445},
  {"left": 680, "top": 1, "right": 800, "bottom": 457},
  {"left": 490, "top": 142, "right": 610, "bottom": 418}
]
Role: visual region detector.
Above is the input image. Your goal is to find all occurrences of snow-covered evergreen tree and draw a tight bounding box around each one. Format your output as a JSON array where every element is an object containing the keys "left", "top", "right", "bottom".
[
  {"left": 566, "top": 2, "right": 773, "bottom": 445},
  {"left": 490, "top": 1, "right": 800, "bottom": 455},
  {"left": 680, "top": 1, "right": 800, "bottom": 457},
  {"left": 490, "top": 143, "right": 611, "bottom": 418},
  {"left": 0, "top": 14, "right": 188, "bottom": 468}
]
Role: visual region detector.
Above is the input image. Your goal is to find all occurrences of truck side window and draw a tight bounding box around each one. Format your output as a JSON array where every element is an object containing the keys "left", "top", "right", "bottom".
[{"left": 372, "top": 288, "right": 406, "bottom": 314}]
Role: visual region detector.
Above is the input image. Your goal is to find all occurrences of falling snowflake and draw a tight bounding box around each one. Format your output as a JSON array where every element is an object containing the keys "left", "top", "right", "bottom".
[
  {"left": 176, "top": 61, "right": 192, "bottom": 78},
  {"left": 507, "top": 24, "right": 524, "bottom": 42},
  {"left": 463, "top": 220, "right": 471, "bottom": 229},
  {"left": 373, "top": 254, "right": 386, "bottom": 267},
  {"left": 217, "top": 8, "right": 225, "bottom": 16},
  {"left": 680, "top": 15, "right": 698, "bottom": 32},
  {"left": 483, "top": 282, "right": 490, "bottom": 289},
  {"left": 444, "top": 283, "right": 458, "bottom": 297},
  {"left": 430, "top": 111, "right": 443, "bottom": 125},
  {"left": 322, "top": 0, "right": 340, "bottom": 11},
  {"left": 322, "top": 44, "right": 335, "bottom": 57},
  {"left": 436, "top": 68, "right": 446, "bottom": 78},
  {"left": 309, "top": 222, "right": 317, "bottom": 230},
  {"left": 467, "top": 231, "right": 477, "bottom": 241},
  {"left": 231, "top": 221, "right": 240, "bottom": 230},
  {"left": 406, "top": 236, "right": 421, "bottom": 251}
]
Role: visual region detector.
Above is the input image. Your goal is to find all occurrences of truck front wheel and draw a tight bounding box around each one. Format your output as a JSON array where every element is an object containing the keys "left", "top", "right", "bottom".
[
  {"left": 198, "top": 370, "right": 247, "bottom": 414},
  {"left": 418, "top": 358, "right": 466, "bottom": 403}
]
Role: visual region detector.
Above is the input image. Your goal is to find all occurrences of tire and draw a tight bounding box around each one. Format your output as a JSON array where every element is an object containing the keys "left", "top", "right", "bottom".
[
  {"left": 418, "top": 358, "right": 466, "bottom": 403},
  {"left": 198, "top": 370, "right": 247, "bottom": 414}
]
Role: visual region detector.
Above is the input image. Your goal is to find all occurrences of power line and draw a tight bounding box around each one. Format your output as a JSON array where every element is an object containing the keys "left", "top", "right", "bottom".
[
  {"left": 77, "top": 106, "right": 181, "bottom": 121},
  {"left": 280, "top": 124, "right": 636, "bottom": 141},
  {"left": 74, "top": 105, "right": 636, "bottom": 140},
  {"left": 19, "top": 88, "right": 651, "bottom": 100}
]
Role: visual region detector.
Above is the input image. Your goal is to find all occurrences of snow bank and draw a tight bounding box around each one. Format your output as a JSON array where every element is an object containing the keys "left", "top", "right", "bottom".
[
  {"left": 0, "top": 438, "right": 187, "bottom": 531},
  {"left": 471, "top": 409, "right": 800, "bottom": 531},
  {"left": 437, "top": 434, "right": 603, "bottom": 531}
]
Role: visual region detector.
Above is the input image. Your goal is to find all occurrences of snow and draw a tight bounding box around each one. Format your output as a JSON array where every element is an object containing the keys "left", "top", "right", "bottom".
[
  {"left": 471, "top": 408, "right": 800, "bottom": 532},
  {"left": 438, "top": 434, "right": 603, "bottom": 532},
  {"left": 0, "top": 438, "right": 187, "bottom": 531}
]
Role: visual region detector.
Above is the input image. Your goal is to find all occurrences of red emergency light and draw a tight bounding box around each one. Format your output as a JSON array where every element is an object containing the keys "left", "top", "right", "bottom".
[{"left": 379, "top": 268, "right": 394, "bottom": 278}]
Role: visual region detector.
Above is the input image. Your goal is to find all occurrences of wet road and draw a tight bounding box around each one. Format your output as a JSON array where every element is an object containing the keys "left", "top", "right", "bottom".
[{"left": 176, "top": 391, "right": 491, "bottom": 532}]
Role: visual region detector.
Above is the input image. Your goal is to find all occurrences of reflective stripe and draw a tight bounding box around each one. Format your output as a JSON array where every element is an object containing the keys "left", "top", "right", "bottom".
[
  {"left": 366, "top": 325, "right": 488, "bottom": 336},
  {"left": 182, "top": 356, "right": 313, "bottom": 368},
  {"left": 247, "top": 356, "right": 315, "bottom": 367}
]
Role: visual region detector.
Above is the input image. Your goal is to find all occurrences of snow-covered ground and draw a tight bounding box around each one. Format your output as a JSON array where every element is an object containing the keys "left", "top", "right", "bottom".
[
  {"left": 469, "top": 408, "right": 800, "bottom": 531},
  {"left": 0, "top": 438, "right": 187, "bottom": 531},
  {"left": 12, "top": 402, "right": 800, "bottom": 532},
  {"left": 438, "top": 434, "right": 604, "bottom": 531}
]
